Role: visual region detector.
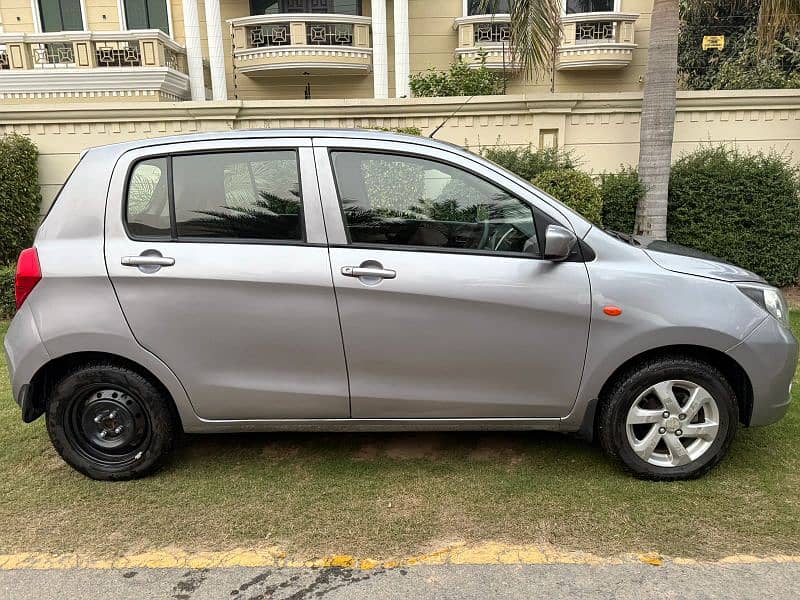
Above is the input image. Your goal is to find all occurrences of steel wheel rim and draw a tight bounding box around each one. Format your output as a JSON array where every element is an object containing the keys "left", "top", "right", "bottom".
[
  {"left": 66, "top": 388, "right": 151, "bottom": 467},
  {"left": 625, "top": 380, "right": 720, "bottom": 468}
]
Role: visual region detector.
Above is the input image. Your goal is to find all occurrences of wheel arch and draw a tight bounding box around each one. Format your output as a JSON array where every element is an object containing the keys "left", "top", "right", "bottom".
[
  {"left": 587, "top": 345, "right": 754, "bottom": 439},
  {"left": 25, "top": 351, "right": 184, "bottom": 429}
]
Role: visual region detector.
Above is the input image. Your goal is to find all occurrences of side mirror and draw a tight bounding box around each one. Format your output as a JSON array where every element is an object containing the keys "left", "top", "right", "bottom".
[{"left": 544, "top": 225, "right": 578, "bottom": 262}]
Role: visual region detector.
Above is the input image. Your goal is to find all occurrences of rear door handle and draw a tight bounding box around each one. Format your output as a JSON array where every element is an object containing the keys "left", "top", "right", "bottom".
[
  {"left": 121, "top": 256, "right": 175, "bottom": 267},
  {"left": 341, "top": 266, "right": 396, "bottom": 279}
]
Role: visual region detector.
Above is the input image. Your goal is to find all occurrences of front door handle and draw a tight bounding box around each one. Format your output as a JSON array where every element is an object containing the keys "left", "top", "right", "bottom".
[
  {"left": 121, "top": 256, "right": 175, "bottom": 267},
  {"left": 341, "top": 266, "right": 396, "bottom": 280}
]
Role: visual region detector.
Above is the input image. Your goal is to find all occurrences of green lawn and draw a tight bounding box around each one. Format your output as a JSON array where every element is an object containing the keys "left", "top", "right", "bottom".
[{"left": 1, "top": 315, "right": 799, "bottom": 560}]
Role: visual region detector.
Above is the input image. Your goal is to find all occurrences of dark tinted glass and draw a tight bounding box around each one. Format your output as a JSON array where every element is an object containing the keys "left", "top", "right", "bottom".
[
  {"left": 249, "top": 0, "right": 360, "bottom": 14},
  {"left": 331, "top": 151, "right": 538, "bottom": 256},
  {"left": 39, "top": 0, "right": 83, "bottom": 31},
  {"left": 124, "top": 0, "right": 169, "bottom": 33},
  {"left": 468, "top": 0, "right": 510, "bottom": 14},
  {"left": 126, "top": 157, "right": 171, "bottom": 238},
  {"left": 172, "top": 151, "right": 303, "bottom": 241},
  {"left": 566, "top": 0, "right": 614, "bottom": 13}
]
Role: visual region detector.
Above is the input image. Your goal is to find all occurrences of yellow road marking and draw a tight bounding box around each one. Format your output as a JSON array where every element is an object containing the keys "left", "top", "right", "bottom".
[{"left": 1, "top": 543, "right": 799, "bottom": 571}]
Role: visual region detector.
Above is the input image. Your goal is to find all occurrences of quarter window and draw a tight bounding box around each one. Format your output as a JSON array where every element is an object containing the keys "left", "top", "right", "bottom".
[
  {"left": 330, "top": 151, "right": 538, "bottom": 257},
  {"left": 127, "top": 158, "right": 170, "bottom": 238},
  {"left": 125, "top": 150, "right": 304, "bottom": 242}
]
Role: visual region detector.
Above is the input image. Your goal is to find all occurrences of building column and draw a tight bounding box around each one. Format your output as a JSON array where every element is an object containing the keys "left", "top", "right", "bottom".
[
  {"left": 182, "top": 0, "right": 206, "bottom": 101},
  {"left": 393, "top": 0, "right": 410, "bottom": 97},
  {"left": 203, "top": 0, "right": 228, "bottom": 100},
  {"left": 372, "top": 0, "right": 389, "bottom": 99}
]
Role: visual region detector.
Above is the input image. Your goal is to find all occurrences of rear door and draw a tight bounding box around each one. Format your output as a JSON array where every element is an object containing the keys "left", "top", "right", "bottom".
[
  {"left": 314, "top": 138, "right": 592, "bottom": 419},
  {"left": 105, "top": 138, "right": 349, "bottom": 420}
]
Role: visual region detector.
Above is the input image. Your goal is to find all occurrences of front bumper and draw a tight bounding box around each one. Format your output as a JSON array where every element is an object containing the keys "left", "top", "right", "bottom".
[{"left": 726, "top": 316, "right": 798, "bottom": 426}]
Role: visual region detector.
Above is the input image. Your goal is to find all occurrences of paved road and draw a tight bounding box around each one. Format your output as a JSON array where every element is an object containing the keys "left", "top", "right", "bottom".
[{"left": 2, "top": 563, "right": 799, "bottom": 599}]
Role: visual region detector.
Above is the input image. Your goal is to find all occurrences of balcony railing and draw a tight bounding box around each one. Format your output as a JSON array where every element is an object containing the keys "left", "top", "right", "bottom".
[
  {"left": 557, "top": 12, "right": 638, "bottom": 71},
  {"left": 453, "top": 14, "right": 519, "bottom": 71},
  {"left": 229, "top": 13, "right": 372, "bottom": 75},
  {"left": 0, "top": 30, "right": 186, "bottom": 72},
  {"left": 453, "top": 12, "right": 638, "bottom": 72},
  {"left": 0, "top": 30, "right": 189, "bottom": 102}
]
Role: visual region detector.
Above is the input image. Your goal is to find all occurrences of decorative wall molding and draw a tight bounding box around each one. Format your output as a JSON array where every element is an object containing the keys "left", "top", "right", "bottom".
[{"left": 0, "top": 67, "right": 190, "bottom": 100}]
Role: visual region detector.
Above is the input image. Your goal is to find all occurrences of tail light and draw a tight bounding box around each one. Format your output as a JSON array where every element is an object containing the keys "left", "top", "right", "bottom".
[{"left": 15, "top": 248, "right": 42, "bottom": 309}]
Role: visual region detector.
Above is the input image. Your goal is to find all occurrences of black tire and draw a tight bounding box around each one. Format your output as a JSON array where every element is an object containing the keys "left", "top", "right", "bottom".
[
  {"left": 45, "top": 363, "right": 177, "bottom": 481},
  {"left": 598, "top": 356, "right": 738, "bottom": 481}
]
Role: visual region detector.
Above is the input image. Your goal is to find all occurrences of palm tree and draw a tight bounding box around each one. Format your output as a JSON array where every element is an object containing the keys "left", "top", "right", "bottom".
[{"left": 497, "top": 0, "right": 800, "bottom": 239}]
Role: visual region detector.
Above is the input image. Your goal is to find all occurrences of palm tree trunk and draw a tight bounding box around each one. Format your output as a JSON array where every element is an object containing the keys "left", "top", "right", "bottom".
[{"left": 635, "top": 0, "right": 679, "bottom": 239}]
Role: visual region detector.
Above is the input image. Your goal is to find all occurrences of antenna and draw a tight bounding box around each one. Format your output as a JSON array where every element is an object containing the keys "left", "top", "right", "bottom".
[{"left": 428, "top": 94, "right": 476, "bottom": 138}]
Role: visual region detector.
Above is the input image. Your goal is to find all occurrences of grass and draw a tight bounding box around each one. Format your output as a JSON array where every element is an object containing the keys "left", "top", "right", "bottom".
[{"left": 1, "top": 315, "right": 800, "bottom": 560}]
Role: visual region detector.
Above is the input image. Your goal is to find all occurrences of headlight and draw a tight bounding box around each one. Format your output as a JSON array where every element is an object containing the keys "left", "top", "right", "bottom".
[{"left": 737, "top": 284, "right": 789, "bottom": 326}]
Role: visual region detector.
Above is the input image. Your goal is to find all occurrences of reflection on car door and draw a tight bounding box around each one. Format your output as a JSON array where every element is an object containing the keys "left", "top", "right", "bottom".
[
  {"left": 317, "top": 142, "right": 592, "bottom": 419},
  {"left": 105, "top": 140, "right": 349, "bottom": 420}
]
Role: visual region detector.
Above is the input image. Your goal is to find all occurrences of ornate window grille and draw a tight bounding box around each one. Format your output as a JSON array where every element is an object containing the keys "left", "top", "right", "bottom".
[
  {"left": 95, "top": 43, "right": 142, "bottom": 67},
  {"left": 0, "top": 49, "right": 9, "bottom": 70},
  {"left": 249, "top": 23, "right": 291, "bottom": 47},
  {"left": 307, "top": 22, "right": 354, "bottom": 46},
  {"left": 575, "top": 21, "right": 615, "bottom": 43},
  {"left": 474, "top": 23, "right": 511, "bottom": 45},
  {"left": 32, "top": 42, "right": 75, "bottom": 67}
]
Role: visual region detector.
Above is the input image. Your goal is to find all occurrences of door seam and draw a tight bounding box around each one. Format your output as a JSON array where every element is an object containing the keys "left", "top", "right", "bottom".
[{"left": 311, "top": 141, "right": 353, "bottom": 418}]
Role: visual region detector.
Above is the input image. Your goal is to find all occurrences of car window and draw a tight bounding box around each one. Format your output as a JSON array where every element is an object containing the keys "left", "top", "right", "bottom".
[
  {"left": 125, "top": 150, "right": 303, "bottom": 241},
  {"left": 127, "top": 157, "right": 171, "bottom": 238},
  {"left": 330, "top": 151, "right": 538, "bottom": 256},
  {"left": 172, "top": 150, "right": 302, "bottom": 241}
]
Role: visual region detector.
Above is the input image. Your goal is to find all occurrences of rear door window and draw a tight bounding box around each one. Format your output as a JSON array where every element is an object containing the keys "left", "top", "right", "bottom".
[{"left": 125, "top": 150, "right": 304, "bottom": 242}]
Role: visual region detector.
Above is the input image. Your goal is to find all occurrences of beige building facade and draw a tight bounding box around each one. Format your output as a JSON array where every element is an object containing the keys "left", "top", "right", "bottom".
[{"left": 0, "top": 0, "right": 651, "bottom": 102}]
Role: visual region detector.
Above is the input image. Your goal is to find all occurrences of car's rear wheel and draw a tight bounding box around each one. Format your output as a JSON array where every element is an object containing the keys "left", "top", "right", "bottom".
[
  {"left": 598, "top": 356, "right": 738, "bottom": 480},
  {"left": 45, "top": 363, "right": 177, "bottom": 480}
]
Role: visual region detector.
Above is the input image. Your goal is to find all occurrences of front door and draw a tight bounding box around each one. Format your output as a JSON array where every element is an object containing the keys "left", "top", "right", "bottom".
[
  {"left": 316, "top": 143, "right": 592, "bottom": 418},
  {"left": 105, "top": 140, "right": 349, "bottom": 420}
]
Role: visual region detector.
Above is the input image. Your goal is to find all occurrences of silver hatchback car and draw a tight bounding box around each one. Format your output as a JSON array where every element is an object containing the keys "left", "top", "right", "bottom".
[{"left": 5, "top": 129, "right": 797, "bottom": 481}]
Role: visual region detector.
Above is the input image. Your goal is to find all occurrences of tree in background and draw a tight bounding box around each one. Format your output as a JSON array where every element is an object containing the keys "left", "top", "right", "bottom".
[{"left": 679, "top": 0, "right": 800, "bottom": 90}]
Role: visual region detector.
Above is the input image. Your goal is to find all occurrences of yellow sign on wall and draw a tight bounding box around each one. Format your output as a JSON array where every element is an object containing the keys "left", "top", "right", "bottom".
[{"left": 702, "top": 35, "right": 726, "bottom": 50}]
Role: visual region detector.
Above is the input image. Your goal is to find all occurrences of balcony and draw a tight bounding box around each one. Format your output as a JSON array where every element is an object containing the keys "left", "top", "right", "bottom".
[
  {"left": 228, "top": 14, "right": 372, "bottom": 76},
  {"left": 453, "top": 14, "right": 520, "bottom": 71},
  {"left": 557, "top": 12, "right": 638, "bottom": 71},
  {"left": 0, "top": 30, "right": 189, "bottom": 102}
]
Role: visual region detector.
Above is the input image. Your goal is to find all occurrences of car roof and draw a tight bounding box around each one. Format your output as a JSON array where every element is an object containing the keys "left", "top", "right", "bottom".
[{"left": 86, "top": 128, "right": 468, "bottom": 157}]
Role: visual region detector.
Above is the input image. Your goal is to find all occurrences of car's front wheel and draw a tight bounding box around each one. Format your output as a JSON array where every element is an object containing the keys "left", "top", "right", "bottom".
[
  {"left": 598, "top": 356, "right": 738, "bottom": 480},
  {"left": 45, "top": 363, "right": 178, "bottom": 480}
]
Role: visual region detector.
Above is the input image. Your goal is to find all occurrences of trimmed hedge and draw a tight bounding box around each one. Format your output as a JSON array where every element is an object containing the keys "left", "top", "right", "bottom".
[
  {"left": 0, "top": 134, "right": 41, "bottom": 266},
  {"left": 533, "top": 169, "right": 603, "bottom": 226},
  {"left": 483, "top": 145, "right": 578, "bottom": 182},
  {"left": 0, "top": 265, "right": 15, "bottom": 319},
  {"left": 600, "top": 168, "right": 644, "bottom": 233},
  {"left": 668, "top": 146, "right": 800, "bottom": 287}
]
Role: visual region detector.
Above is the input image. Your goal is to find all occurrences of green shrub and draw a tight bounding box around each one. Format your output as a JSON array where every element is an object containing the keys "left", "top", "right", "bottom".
[
  {"left": 0, "top": 265, "right": 15, "bottom": 318},
  {"left": 410, "top": 55, "right": 505, "bottom": 97},
  {"left": 668, "top": 146, "right": 800, "bottom": 286},
  {"left": 600, "top": 168, "right": 645, "bottom": 233},
  {"left": 370, "top": 126, "right": 422, "bottom": 136},
  {"left": 533, "top": 169, "right": 603, "bottom": 226},
  {"left": 0, "top": 134, "right": 41, "bottom": 266},
  {"left": 482, "top": 145, "right": 578, "bottom": 182}
]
